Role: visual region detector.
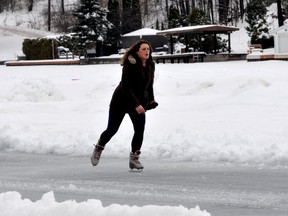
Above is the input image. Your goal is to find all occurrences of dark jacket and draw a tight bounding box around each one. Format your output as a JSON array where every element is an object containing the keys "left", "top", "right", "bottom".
[{"left": 110, "top": 55, "right": 155, "bottom": 112}]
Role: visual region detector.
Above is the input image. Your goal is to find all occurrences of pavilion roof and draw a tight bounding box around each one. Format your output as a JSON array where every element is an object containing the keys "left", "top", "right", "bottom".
[{"left": 157, "top": 25, "right": 239, "bottom": 35}]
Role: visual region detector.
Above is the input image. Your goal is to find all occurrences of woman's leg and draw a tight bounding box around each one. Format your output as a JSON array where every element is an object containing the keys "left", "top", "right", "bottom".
[
  {"left": 128, "top": 112, "right": 146, "bottom": 153},
  {"left": 99, "top": 108, "right": 126, "bottom": 147}
]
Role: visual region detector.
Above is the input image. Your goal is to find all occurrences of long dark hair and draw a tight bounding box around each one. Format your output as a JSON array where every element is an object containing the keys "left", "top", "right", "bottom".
[{"left": 120, "top": 40, "right": 153, "bottom": 66}]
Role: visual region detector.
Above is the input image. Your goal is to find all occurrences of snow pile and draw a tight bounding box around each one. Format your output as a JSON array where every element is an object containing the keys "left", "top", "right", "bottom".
[{"left": 0, "top": 191, "right": 211, "bottom": 216}]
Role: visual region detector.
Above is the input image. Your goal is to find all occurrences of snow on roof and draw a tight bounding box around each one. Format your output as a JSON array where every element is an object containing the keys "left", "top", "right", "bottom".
[
  {"left": 157, "top": 25, "right": 239, "bottom": 35},
  {"left": 270, "top": 24, "right": 288, "bottom": 34},
  {"left": 122, "top": 28, "right": 161, "bottom": 37}
]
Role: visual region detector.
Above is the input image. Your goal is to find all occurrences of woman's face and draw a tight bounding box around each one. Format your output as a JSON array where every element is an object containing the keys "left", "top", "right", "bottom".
[{"left": 136, "top": 43, "right": 150, "bottom": 62}]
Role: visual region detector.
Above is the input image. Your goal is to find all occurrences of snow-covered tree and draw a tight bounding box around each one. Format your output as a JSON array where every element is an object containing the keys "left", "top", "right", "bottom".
[
  {"left": 71, "top": 0, "right": 112, "bottom": 54},
  {"left": 245, "top": 0, "right": 272, "bottom": 46}
]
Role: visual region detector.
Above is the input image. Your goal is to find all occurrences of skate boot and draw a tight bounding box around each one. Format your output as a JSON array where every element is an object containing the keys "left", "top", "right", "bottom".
[
  {"left": 129, "top": 150, "right": 144, "bottom": 170},
  {"left": 90, "top": 140, "right": 104, "bottom": 167}
]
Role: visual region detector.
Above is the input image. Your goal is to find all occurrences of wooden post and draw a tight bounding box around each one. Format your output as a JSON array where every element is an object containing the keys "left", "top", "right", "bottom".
[
  {"left": 52, "top": 40, "right": 54, "bottom": 59},
  {"left": 170, "top": 35, "right": 173, "bottom": 54},
  {"left": 228, "top": 33, "right": 231, "bottom": 53}
]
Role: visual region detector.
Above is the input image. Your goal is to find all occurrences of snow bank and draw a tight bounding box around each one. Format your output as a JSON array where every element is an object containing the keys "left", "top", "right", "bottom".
[
  {"left": 1, "top": 61, "right": 288, "bottom": 167},
  {"left": 0, "top": 191, "right": 210, "bottom": 216}
]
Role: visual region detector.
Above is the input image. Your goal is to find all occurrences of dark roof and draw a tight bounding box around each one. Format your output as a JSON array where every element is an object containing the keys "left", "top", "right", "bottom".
[{"left": 157, "top": 25, "right": 239, "bottom": 35}]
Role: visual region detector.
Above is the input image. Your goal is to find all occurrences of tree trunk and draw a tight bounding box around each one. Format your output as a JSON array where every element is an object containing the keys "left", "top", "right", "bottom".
[
  {"left": 191, "top": 0, "right": 195, "bottom": 10},
  {"left": 48, "top": 0, "right": 51, "bottom": 31},
  {"left": 179, "top": 0, "right": 186, "bottom": 15},
  {"left": 166, "top": 0, "right": 169, "bottom": 20},
  {"left": 277, "top": 0, "right": 284, "bottom": 27},
  {"left": 208, "top": 0, "right": 214, "bottom": 24},
  {"left": 240, "top": 0, "right": 244, "bottom": 21},
  {"left": 28, "top": 0, "right": 33, "bottom": 11},
  {"left": 61, "top": 0, "right": 65, "bottom": 15},
  {"left": 185, "top": 0, "right": 190, "bottom": 15},
  {"left": 144, "top": 0, "right": 148, "bottom": 15}
]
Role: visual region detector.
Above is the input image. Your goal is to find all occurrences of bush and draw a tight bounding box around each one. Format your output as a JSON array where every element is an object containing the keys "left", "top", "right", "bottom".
[{"left": 22, "top": 38, "right": 58, "bottom": 60}]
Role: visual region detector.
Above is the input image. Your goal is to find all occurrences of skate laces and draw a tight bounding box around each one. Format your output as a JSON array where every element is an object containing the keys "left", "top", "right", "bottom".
[{"left": 132, "top": 155, "right": 141, "bottom": 164}]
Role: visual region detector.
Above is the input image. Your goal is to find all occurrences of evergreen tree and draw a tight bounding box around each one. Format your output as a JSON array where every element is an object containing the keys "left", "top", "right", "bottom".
[
  {"left": 188, "top": 8, "right": 227, "bottom": 54},
  {"left": 106, "top": 0, "right": 121, "bottom": 54},
  {"left": 245, "top": 0, "right": 272, "bottom": 47},
  {"left": 122, "top": 0, "right": 142, "bottom": 34},
  {"left": 156, "top": 19, "right": 159, "bottom": 30},
  {"left": 122, "top": 0, "right": 132, "bottom": 34},
  {"left": 168, "top": 4, "right": 180, "bottom": 28},
  {"left": 218, "top": 0, "right": 230, "bottom": 25},
  {"left": 131, "top": 0, "right": 142, "bottom": 29},
  {"left": 188, "top": 8, "right": 210, "bottom": 25},
  {"left": 71, "top": 0, "right": 112, "bottom": 54}
]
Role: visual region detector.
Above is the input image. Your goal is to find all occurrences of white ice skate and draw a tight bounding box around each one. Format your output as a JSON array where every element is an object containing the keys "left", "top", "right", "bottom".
[
  {"left": 129, "top": 150, "right": 144, "bottom": 171},
  {"left": 90, "top": 141, "right": 104, "bottom": 167}
]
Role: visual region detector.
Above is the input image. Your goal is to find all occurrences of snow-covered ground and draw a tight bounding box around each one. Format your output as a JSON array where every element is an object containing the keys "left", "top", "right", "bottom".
[
  {"left": 1, "top": 59, "right": 288, "bottom": 166},
  {"left": 1, "top": 51, "right": 288, "bottom": 216},
  {"left": 1, "top": 17, "right": 288, "bottom": 215}
]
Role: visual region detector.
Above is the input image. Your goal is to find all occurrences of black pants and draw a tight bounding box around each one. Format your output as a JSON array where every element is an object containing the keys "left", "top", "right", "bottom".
[{"left": 99, "top": 108, "right": 146, "bottom": 153}]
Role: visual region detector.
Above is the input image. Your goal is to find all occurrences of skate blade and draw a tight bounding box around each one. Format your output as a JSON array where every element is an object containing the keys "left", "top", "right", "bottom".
[{"left": 129, "top": 168, "right": 143, "bottom": 173}]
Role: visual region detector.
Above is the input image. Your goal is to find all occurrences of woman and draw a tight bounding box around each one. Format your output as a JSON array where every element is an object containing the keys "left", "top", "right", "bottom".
[{"left": 91, "top": 40, "right": 158, "bottom": 170}]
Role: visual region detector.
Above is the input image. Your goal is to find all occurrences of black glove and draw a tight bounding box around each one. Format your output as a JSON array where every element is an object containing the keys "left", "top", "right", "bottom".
[{"left": 146, "top": 101, "right": 158, "bottom": 110}]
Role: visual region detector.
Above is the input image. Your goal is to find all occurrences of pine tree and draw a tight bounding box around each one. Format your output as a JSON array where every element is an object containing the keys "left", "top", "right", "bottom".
[
  {"left": 156, "top": 19, "right": 159, "bottom": 30},
  {"left": 245, "top": 0, "right": 270, "bottom": 45},
  {"left": 71, "top": 0, "right": 112, "bottom": 54},
  {"left": 219, "top": 0, "right": 230, "bottom": 25},
  {"left": 168, "top": 4, "right": 180, "bottom": 28},
  {"left": 131, "top": 0, "right": 142, "bottom": 29},
  {"left": 188, "top": 8, "right": 210, "bottom": 25},
  {"left": 122, "top": 0, "right": 142, "bottom": 34},
  {"left": 106, "top": 0, "right": 121, "bottom": 55},
  {"left": 187, "top": 8, "right": 223, "bottom": 54}
]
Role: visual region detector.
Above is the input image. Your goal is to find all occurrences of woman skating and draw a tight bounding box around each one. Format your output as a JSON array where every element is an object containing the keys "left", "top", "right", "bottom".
[{"left": 91, "top": 40, "right": 158, "bottom": 170}]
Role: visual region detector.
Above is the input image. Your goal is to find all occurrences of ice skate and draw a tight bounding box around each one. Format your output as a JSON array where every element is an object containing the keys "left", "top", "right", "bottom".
[
  {"left": 90, "top": 141, "right": 104, "bottom": 167},
  {"left": 129, "top": 150, "right": 144, "bottom": 171}
]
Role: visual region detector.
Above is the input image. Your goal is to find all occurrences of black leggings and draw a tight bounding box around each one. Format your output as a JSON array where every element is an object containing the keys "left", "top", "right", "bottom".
[{"left": 99, "top": 108, "right": 146, "bottom": 153}]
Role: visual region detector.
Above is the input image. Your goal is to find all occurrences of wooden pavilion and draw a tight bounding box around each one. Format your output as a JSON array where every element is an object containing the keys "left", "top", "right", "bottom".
[{"left": 156, "top": 25, "right": 240, "bottom": 54}]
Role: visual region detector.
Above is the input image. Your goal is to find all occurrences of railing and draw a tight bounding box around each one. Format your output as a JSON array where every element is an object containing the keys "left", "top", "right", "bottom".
[{"left": 82, "top": 52, "right": 207, "bottom": 64}]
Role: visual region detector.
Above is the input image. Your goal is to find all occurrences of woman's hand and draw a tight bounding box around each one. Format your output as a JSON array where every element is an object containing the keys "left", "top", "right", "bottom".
[{"left": 135, "top": 105, "right": 145, "bottom": 114}]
